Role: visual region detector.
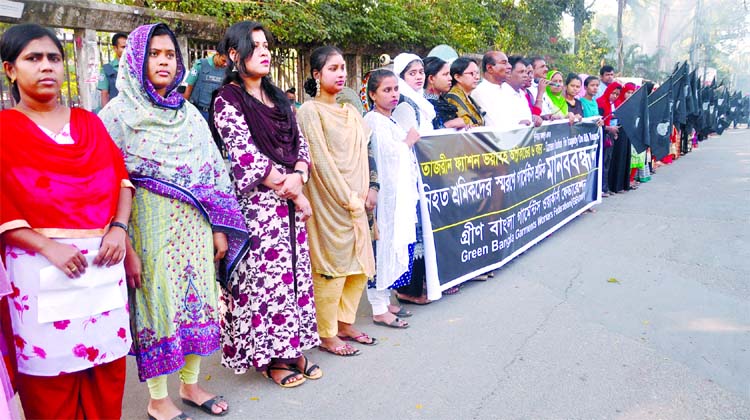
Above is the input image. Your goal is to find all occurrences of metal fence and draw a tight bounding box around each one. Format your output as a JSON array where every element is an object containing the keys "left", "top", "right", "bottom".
[
  {"left": 0, "top": 24, "right": 377, "bottom": 110},
  {"left": 0, "top": 28, "right": 123, "bottom": 110}
]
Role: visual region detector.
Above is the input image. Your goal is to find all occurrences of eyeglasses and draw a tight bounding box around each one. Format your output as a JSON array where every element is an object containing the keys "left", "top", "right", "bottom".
[{"left": 462, "top": 71, "right": 480, "bottom": 78}]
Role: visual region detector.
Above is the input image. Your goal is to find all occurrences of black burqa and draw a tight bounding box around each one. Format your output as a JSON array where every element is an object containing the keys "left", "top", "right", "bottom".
[{"left": 608, "top": 84, "right": 636, "bottom": 193}]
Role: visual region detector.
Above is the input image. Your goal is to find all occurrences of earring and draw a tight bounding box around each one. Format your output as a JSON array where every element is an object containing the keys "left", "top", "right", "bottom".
[
  {"left": 9, "top": 77, "right": 15, "bottom": 84},
  {"left": 315, "top": 78, "right": 320, "bottom": 97}
]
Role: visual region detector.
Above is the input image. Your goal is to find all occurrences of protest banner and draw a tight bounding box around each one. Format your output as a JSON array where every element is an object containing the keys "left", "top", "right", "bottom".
[{"left": 415, "top": 120, "right": 602, "bottom": 299}]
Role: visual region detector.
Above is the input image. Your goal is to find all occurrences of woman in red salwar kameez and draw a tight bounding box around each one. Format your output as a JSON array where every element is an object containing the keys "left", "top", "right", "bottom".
[{"left": 0, "top": 24, "right": 133, "bottom": 419}]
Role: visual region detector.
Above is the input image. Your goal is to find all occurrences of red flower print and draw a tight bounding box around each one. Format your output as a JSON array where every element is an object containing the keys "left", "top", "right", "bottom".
[
  {"left": 53, "top": 320, "right": 71, "bottom": 330},
  {"left": 117, "top": 328, "right": 127, "bottom": 339},
  {"left": 9, "top": 284, "right": 20, "bottom": 298},
  {"left": 32, "top": 346, "right": 47, "bottom": 359},
  {"left": 14, "top": 335, "right": 26, "bottom": 351},
  {"left": 85, "top": 347, "right": 99, "bottom": 362}
]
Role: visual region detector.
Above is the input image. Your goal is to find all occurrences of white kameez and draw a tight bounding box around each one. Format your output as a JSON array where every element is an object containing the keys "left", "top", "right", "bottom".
[
  {"left": 363, "top": 112, "right": 419, "bottom": 290},
  {"left": 5, "top": 237, "right": 131, "bottom": 376}
]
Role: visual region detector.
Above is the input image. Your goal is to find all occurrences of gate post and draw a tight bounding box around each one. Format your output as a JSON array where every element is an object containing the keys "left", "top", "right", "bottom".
[{"left": 74, "top": 28, "right": 100, "bottom": 111}]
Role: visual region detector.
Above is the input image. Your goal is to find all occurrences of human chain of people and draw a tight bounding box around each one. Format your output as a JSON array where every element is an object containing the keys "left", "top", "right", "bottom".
[{"left": 0, "top": 15, "right": 748, "bottom": 420}]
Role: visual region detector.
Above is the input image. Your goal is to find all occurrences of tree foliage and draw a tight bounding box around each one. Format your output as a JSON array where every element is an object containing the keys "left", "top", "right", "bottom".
[
  {"left": 113, "top": 0, "right": 580, "bottom": 56},
  {"left": 553, "top": 23, "right": 611, "bottom": 76}
]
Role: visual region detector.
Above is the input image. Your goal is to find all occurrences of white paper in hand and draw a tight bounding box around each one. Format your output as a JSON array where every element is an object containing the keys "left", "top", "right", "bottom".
[{"left": 38, "top": 251, "right": 126, "bottom": 324}]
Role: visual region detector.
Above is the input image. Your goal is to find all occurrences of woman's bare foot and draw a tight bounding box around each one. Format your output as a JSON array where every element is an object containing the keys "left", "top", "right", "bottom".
[
  {"left": 293, "top": 354, "right": 323, "bottom": 379},
  {"left": 179, "top": 383, "right": 228, "bottom": 415},
  {"left": 319, "top": 336, "right": 359, "bottom": 355},
  {"left": 372, "top": 311, "right": 409, "bottom": 328},
  {"left": 395, "top": 292, "right": 431, "bottom": 305},
  {"left": 263, "top": 362, "right": 304, "bottom": 387},
  {"left": 337, "top": 322, "right": 377, "bottom": 344},
  {"left": 148, "top": 397, "right": 190, "bottom": 420}
]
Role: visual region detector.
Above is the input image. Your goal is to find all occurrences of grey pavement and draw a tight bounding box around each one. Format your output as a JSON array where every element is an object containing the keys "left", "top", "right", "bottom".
[{"left": 122, "top": 129, "right": 750, "bottom": 420}]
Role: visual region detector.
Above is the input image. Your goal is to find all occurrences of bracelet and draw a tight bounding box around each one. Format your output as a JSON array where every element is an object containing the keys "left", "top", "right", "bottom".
[{"left": 110, "top": 221, "right": 128, "bottom": 232}]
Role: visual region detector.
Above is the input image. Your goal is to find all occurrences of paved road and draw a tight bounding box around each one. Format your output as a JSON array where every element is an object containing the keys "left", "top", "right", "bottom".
[{"left": 122, "top": 129, "right": 750, "bottom": 420}]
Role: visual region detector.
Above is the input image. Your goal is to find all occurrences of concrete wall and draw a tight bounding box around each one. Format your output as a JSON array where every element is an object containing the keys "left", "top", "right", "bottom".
[{"left": 0, "top": 0, "right": 223, "bottom": 41}]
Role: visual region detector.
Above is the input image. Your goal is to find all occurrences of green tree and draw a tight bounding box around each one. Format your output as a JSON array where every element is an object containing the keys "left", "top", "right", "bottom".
[{"left": 553, "top": 23, "right": 611, "bottom": 75}]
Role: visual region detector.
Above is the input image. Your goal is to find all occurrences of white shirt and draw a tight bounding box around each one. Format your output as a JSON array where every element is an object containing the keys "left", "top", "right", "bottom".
[
  {"left": 530, "top": 80, "right": 540, "bottom": 101},
  {"left": 472, "top": 80, "right": 531, "bottom": 130},
  {"left": 494, "top": 82, "right": 532, "bottom": 130},
  {"left": 470, "top": 78, "right": 504, "bottom": 127}
]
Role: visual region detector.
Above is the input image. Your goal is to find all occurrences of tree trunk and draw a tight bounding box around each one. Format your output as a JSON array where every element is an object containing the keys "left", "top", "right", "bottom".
[
  {"left": 572, "top": 0, "right": 586, "bottom": 54},
  {"left": 617, "top": 0, "right": 625, "bottom": 72}
]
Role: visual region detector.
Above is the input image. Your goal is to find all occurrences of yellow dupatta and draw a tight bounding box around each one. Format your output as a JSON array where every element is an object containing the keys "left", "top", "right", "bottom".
[{"left": 297, "top": 101, "right": 375, "bottom": 278}]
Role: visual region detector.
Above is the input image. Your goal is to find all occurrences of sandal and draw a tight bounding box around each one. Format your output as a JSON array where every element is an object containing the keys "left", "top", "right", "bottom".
[
  {"left": 337, "top": 332, "right": 378, "bottom": 346},
  {"left": 263, "top": 365, "right": 306, "bottom": 388},
  {"left": 318, "top": 343, "right": 360, "bottom": 357},
  {"left": 373, "top": 317, "right": 409, "bottom": 329},
  {"left": 298, "top": 355, "right": 323, "bottom": 380},
  {"left": 148, "top": 413, "right": 190, "bottom": 420},
  {"left": 390, "top": 306, "right": 413, "bottom": 318},
  {"left": 181, "top": 395, "right": 229, "bottom": 417},
  {"left": 442, "top": 285, "right": 461, "bottom": 295}
]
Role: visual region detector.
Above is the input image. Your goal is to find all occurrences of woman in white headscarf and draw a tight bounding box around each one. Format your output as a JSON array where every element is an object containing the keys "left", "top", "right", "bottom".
[{"left": 391, "top": 53, "right": 436, "bottom": 134}]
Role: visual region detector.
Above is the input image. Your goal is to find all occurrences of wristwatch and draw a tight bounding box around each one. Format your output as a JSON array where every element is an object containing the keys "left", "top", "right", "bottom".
[{"left": 294, "top": 169, "right": 308, "bottom": 184}]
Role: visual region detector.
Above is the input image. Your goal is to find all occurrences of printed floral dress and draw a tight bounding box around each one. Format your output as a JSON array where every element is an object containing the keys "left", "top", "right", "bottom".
[{"left": 214, "top": 92, "right": 320, "bottom": 374}]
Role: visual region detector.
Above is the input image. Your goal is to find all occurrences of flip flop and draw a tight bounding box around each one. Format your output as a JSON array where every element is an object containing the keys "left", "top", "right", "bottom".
[
  {"left": 298, "top": 355, "right": 323, "bottom": 380},
  {"left": 181, "top": 395, "right": 228, "bottom": 417},
  {"left": 373, "top": 317, "right": 409, "bottom": 329},
  {"left": 338, "top": 333, "right": 378, "bottom": 346},
  {"left": 442, "top": 285, "right": 461, "bottom": 295},
  {"left": 263, "top": 365, "right": 306, "bottom": 388},
  {"left": 148, "top": 411, "right": 191, "bottom": 420},
  {"left": 318, "top": 343, "right": 360, "bottom": 357},
  {"left": 390, "top": 306, "right": 413, "bottom": 317}
]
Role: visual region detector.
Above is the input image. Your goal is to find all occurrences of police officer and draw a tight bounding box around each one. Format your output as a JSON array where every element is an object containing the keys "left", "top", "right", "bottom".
[
  {"left": 183, "top": 50, "right": 228, "bottom": 121},
  {"left": 98, "top": 32, "right": 127, "bottom": 108}
]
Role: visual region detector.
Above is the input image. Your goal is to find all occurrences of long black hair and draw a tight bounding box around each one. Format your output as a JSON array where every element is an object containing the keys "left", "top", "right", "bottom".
[
  {"left": 218, "top": 21, "right": 291, "bottom": 115},
  {"left": 303, "top": 46, "right": 344, "bottom": 97},
  {"left": 0, "top": 23, "right": 64, "bottom": 102}
]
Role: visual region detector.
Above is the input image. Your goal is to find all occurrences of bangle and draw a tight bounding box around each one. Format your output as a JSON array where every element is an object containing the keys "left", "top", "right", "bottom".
[{"left": 110, "top": 221, "right": 128, "bottom": 232}]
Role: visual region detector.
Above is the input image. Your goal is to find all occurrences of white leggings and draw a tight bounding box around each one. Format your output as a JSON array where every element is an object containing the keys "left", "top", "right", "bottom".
[{"left": 366, "top": 288, "right": 391, "bottom": 316}]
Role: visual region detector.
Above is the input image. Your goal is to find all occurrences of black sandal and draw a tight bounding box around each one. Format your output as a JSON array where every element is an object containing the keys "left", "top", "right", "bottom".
[
  {"left": 181, "top": 395, "right": 229, "bottom": 417},
  {"left": 264, "top": 365, "right": 306, "bottom": 388},
  {"left": 299, "top": 355, "right": 323, "bottom": 379}
]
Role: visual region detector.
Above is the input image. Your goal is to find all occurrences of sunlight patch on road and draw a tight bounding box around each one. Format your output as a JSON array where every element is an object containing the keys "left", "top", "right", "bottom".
[{"left": 680, "top": 317, "right": 750, "bottom": 333}]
